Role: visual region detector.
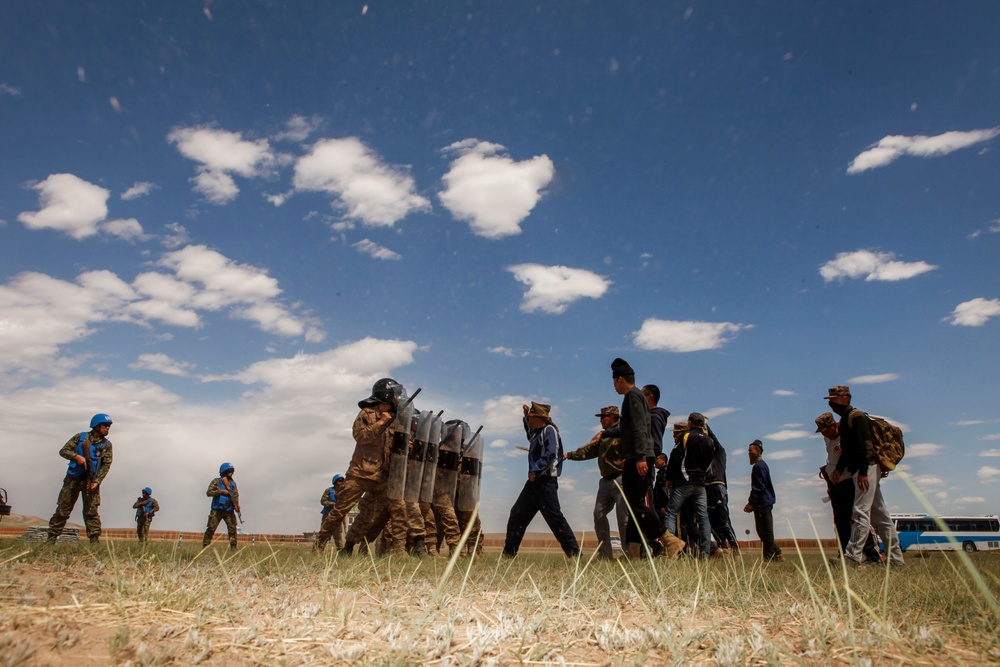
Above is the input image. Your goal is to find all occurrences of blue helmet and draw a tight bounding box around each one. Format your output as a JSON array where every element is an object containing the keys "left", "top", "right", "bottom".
[
  {"left": 332, "top": 474, "right": 344, "bottom": 485},
  {"left": 142, "top": 487, "right": 152, "bottom": 495},
  {"left": 219, "top": 462, "right": 235, "bottom": 475},
  {"left": 90, "top": 413, "right": 113, "bottom": 428}
]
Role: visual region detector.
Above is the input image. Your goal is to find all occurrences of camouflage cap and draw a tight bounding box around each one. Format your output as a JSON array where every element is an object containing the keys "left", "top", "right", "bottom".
[
  {"left": 595, "top": 405, "right": 620, "bottom": 419},
  {"left": 672, "top": 421, "right": 689, "bottom": 434},
  {"left": 814, "top": 412, "right": 837, "bottom": 433},
  {"left": 824, "top": 385, "right": 851, "bottom": 399}
]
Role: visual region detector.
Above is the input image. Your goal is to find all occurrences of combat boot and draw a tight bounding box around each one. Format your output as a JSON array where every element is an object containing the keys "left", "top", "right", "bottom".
[
  {"left": 412, "top": 536, "right": 428, "bottom": 558},
  {"left": 338, "top": 541, "right": 355, "bottom": 557},
  {"left": 661, "top": 533, "right": 686, "bottom": 559}
]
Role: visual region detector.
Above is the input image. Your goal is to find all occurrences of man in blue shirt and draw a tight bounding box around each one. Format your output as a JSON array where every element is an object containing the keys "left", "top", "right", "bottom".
[
  {"left": 743, "top": 440, "right": 784, "bottom": 562},
  {"left": 502, "top": 402, "right": 579, "bottom": 558}
]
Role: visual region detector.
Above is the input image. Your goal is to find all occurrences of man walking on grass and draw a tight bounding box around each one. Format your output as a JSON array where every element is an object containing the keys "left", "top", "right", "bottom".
[{"left": 744, "top": 440, "right": 784, "bottom": 562}]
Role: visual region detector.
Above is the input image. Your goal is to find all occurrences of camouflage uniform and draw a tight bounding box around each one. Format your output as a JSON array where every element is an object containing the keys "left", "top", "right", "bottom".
[
  {"left": 317, "top": 407, "right": 407, "bottom": 553},
  {"left": 132, "top": 495, "right": 160, "bottom": 541},
  {"left": 48, "top": 431, "right": 114, "bottom": 542},
  {"left": 419, "top": 501, "right": 438, "bottom": 556},
  {"left": 456, "top": 508, "right": 484, "bottom": 555},
  {"left": 315, "top": 485, "right": 346, "bottom": 550},
  {"left": 432, "top": 503, "right": 461, "bottom": 554},
  {"left": 203, "top": 477, "right": 240, "bottom": 548}
]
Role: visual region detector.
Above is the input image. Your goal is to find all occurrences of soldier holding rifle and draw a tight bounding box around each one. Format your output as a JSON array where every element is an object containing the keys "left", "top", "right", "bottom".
[
  {"left": 47, "top": 413, "right": 114, "bottom": 545},
  {"left": 203, "top": 462, "right": 241, "bottom": 550},
  {"left": 132, "top": 487, "right": 159, "bottom": 542}
]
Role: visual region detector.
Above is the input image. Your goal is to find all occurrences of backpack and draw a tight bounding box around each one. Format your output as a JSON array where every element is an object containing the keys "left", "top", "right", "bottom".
[{"left": 849, "top": 410, "right": 905, "bottom": 472}]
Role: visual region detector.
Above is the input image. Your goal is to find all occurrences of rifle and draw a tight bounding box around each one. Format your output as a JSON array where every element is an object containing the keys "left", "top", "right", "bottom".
[
  {"left": 376, "top": 387, "right": 422, "bottom": 436},
  {"left": 235, "top": 507, "right": 244, "bottom": 524}
]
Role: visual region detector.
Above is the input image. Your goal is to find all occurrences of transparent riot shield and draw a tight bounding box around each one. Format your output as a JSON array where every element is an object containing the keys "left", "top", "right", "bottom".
[
  {"left": 434, "top": 419, "right": 466, "bottom": 507},
  {"left": 404, "top": 409, "right": 433, "bottom": 503},
  {"left": 386, "top": 387, "right": 413, "bottom": 501},
  {"left": 456, "top": 426, "right": 484, "bottom": 513},
  {"left": 419, "top": 412, "right": 442, "bottom": 504}
]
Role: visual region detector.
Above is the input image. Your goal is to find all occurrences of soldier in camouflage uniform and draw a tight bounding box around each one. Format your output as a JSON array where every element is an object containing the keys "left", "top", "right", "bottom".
[
  {"left": 419, "top": 501, "right": 438, "bottom": 556},
  {"left": 203, "top": 462, "right": 241, "bottom": 550},
  {"left": 132, "top": 487, "right": 159, "bottom": 542},
  {"left": 47, "top": 413, "right": 115, "bottom": 544},
  {"left": 314, "top": 474, "right": 346, "bottom": 550},
  {"left": 317, "top": 379, "right": 408, "bottom": 556}
]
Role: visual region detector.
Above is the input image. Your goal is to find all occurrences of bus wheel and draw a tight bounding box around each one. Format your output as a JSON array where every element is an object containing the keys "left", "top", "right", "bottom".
[{"left": 962, "top": 541, "right": 976, "bottom": 553}]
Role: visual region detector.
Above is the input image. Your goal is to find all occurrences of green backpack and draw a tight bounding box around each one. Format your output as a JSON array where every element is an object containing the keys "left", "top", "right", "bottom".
[{"left": 849, "top": 410, "right": 905, "bottom": 472}]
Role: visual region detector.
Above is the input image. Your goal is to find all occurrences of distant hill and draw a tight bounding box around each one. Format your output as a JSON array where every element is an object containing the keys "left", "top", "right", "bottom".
[{"left": 0, "top": 513, "right": 82, "bottom": 528}]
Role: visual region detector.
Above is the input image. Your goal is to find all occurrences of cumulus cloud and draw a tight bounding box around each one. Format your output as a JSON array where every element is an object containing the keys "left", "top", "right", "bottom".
[
  {"left": 352, "top": 239, "right": 401, "bottom": 261},
  {"left": 702, "top": 407, "right": 741, "bottom": 420},
  {"left": 947, "top": 298, "right": 1000, "bottom": 326},
  {"left": 100, "top": 218, "right": 146, "bottom": 241},
  {"left": 479, "top": 395, "right": 536, "bottom": 434},
  {"left": 17, "top": 173, "right": 110, "bottom": 239},
  {"left": 507, "top": 264, "right": 610, "bottom": 314},
  {"left": 293, "top": 137, "right": 429, "bottom": 226},
  {"left": 848, "top": 373, "right": 900, "bottom": 385},
  {"left": 489, "top": 438, "right": 510, "bottom": 449},
  {"left": 121, "top": 182, "right": 157, "bottom": 200},
  {"left": 977, "top": 466, "right": 1000, "bottom": 484},
  {"left": 488, "top": 346, "right": 530, "bottom": 358},
  {"left": 130, "top": 353, "right": 196, "bottom": 377},
  {"left": 820, "top": 249, "right": 937, "bottom": 282},
  {"left": 438, "top": 139, "right": 555, "bottom": 239},
  {"left": 274, "top": 115, "right": 322, "bottom": 143},
  {"left": 773, "top": 389, "right": 796, "bottom": 396},
  {"left": 906, "top": 443, "right": 943, "bottom": 458},
  {"left": 767, "top": 449, "right": 804, "bottom": 460},
  {"left": 764, "top": 430, "right": 815, "bottom": 442},
  {"left": 168, "top": 126, "right": 277, "bottom": 204},
  {"left": 847, "top": 127, "right": 1000, "bottom": 174},
  {"left": 1, "top": 83, "right": 22, "bottom": 96},
  {"left": 633, "top": 319, "right": 750, "bottom": 352}
]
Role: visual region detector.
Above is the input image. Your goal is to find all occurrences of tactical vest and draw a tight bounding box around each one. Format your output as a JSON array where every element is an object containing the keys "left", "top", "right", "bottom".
[
  {"left": 320, "top": 486, "right": 336, "bottom": 516},
  {"left": 66, "top": 432, "right": 106, "bottom": 480},
  {"left": 211, "top": 477, "right": 237, "bottom": 511}
]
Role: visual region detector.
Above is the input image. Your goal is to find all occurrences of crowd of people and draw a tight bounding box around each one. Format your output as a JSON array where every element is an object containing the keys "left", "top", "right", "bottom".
[{"left": 42, "top": 361, "right": 904, "bottom": 568}]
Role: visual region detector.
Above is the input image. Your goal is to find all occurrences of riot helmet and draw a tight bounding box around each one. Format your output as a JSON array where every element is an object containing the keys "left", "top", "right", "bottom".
[{"left": 358, "top": 378, "right": 400, "bottom": 409}]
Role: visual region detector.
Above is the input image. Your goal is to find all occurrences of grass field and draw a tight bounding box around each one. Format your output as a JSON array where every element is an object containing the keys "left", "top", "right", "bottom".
[{"left": 1, "top": 538, "right": 998, "bottom": 666}]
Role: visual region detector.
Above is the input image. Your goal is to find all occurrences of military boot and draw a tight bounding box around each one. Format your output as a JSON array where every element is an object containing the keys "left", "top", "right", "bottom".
[
  {"left": 412, "top": 537, "right": 428, "bottom": 558},
  {"left": 338, "top": 541, "right": 355, "bottom": 557}
]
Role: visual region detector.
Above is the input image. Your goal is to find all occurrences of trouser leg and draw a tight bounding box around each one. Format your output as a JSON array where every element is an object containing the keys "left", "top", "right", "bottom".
[
  {"left": 432, "top": 504, "right": 461, "bottom": 552},
  {"left": 503, "top": 481, "right": 539, "bottom": 555},
  {"left": 536, "top": 477, "right": 579, "bottom": 556},
  {"left": 223, "top": 511, "right": 238, "bottom": 548},
  {"left": 829, "top": 479, "right": 855, "bottom": 553},
  {"left": 754, "top": 505, "right": 781, "bottom": 558},
  {"left": 692, "top": 486, "right": 712, "bottom": 557},
  {"left": 82, "top": 488, "right": 102, "bottom": 541},
  {"left": 203, "top": 510, "right": 222, "bottom": 547},
  {"left": 869, "top": 479, "right": 904, "bottom": 564},
  {"left": 845, "top": 464, "right": 877, "bottom": 563},
  {"left": 48, "top": 477, "right": 82, "bottom": 540},
  {"left": 593, "top": 477, "right": 617, "bottom": 558}
]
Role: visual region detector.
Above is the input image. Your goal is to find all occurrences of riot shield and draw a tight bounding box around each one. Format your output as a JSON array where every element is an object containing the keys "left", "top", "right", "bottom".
[
  {"left": 386, "top": 387, "right": 414, "bottom": 501},
  {"left": 419, "top": 412, "right": 443, "bottom": 504},
  {"left": 456, "top": 426, "right": 484, "bottom": 512},
  {"left": 404, "top": 409, "right": 433, "bottom": 503},
  {"left": 434, "top": 419, "right": 466, "bottom": 507}
]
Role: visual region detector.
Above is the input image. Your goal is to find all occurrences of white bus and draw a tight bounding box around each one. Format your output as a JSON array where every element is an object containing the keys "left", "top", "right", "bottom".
[{"left": 891, "top": 514, "right": 1000, "bottom": 553}]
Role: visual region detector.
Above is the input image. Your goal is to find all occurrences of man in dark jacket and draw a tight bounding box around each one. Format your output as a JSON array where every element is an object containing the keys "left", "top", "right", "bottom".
[
  {"left": 663, "top": 413, "right": 715, "bottom": 558},
  {"left": 743, "top": 440, "right": 783, "bottom": 562},
  {"left": 704, "top": 428, "right": 740, "bottom": 552},
  {"left": 825, "top": 386, "right": 903, "bottom": 567},
  {"left": 642, "top": 384, "right": 670, "bottom": 458},
  {"left": 564, "top": 406, "right": 625, "bottom": 560}
]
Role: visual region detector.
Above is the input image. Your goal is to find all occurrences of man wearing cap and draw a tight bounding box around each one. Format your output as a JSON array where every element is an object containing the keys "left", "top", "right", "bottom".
[
  {"left": 611, "top": 357, "right": 668, "bottom": 557},
  {"left": 825, "top": 386, "right": 904, "bottom": 568},
  {"left": 47, "top": 413, "right": 115, "bottom": 545},
  {"left": 662, "top": 413, "right": 715, "bottom": 558},
  {"left": 132, "top": 487, "right": 159, "bottom": 542},
  {"left": 564, "top": 406, "right": 626, "bottom": 560},
  {"left": 503, "top": 402, "right": 579, "bottom": 558},
  {"left": 743, "top": 440, "right": 784, "bottom": 561}
]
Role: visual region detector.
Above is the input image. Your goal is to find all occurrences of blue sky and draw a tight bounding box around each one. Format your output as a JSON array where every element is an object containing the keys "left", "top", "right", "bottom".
[{"left": 2, "top": 2, "right": 998, "bottom": 540}]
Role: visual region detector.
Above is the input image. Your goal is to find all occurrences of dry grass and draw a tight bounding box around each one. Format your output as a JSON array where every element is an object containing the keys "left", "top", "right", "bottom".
[{"left": 1, "top": 537, "right": 998, "bottom": 666}]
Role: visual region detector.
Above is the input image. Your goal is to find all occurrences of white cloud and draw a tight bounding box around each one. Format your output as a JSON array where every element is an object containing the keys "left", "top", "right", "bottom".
[
  {"left": 633, "top": 319, "right": 750, "bottom": 352},
  {"left": 947, "top": 298, "right": 1000, "bottom": 327},
  {"left": 980, "top": 448, "right": 1000, "bottom": 457},
  {"left": 293, "top": 137, "right": 430, "bottom": 227},
  {"left": 168, "top": 126, "right": 277, "bottom": 204},
  {"left": 952, "top": 419, "right": 987, "bottom": 426},
  {"left": 121, "top": 182, "right": 157, "bottom": 200},
  {"left": 773, "top": 389, "right": 796, "bottom": 396},
  {"left": 976, "top": 466, "right": 1000, "bottom": 484},
  {"left": 479, "top": 395, "right": 535, "bottom": 434},
  {"left": 702, "top": 407, "right": 741, "bottom": 420},
  {"left": 353, "top": 239, "right": 401, "bottom": 261},
  {"left": 100, "top": 218, "right": 145, "bottom": 241},
  {"left": 507, "top": 264, "right": 610, "bottom": 314},
  {"left": 911, "top": 475, "right": 945, "bottom": 487},
  {"left": 0, "top": 83, "right": 22, "bottom": 96},
  {"left": 489, "top": 438, "right": 510, "bottom": 449},
  {"left": 820, "top": 249, "right": 937, "bottom": 282},
  {"left": 848, "top": 373, "right": 900, "bottom": 385},
  {"left": 906, "top": 443, "right": 943, "bottom": 458},
  {"left": 980, "top": 434, "right": 1000, "bottom": 441},
  {"left": 764, "top": 430, "right": 815, "bottom": 442},
  {"left": 130, "top": 353, "right": 196, "bottom": 377},
  {"left": 488, "top": 346, "right": 529, "bottom": 358},
  {"left": 847, "top": 127, "right": 1000, "bottom": 174},
  {"left": 438, "top": 139, "right": 555, "bottom": 239},
  {"left": 161, "top": 222, "right": 190, "bottom": 249},
  {"left": 17, "top": 173, "right": 109, "bottom": 239},
  {"left": 766, "top": 449, "right": 804, "bottom": 460},
  {"left": 274, "top": 115, "right": 322, "bottom": 143},
  {"left": 955, "top": 496, "right": 986, "bottom": 504}
]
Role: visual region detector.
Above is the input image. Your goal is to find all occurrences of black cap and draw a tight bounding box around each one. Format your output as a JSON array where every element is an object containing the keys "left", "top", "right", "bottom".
[
  {"left": 750, "top": 439, "right": 763, "bottom": 452},
  {"left": 611, "top": 357, "right": 634, "bottom": 378},
  {"left": 688, "top": 412, "right": 707, "bottom": 425}
]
